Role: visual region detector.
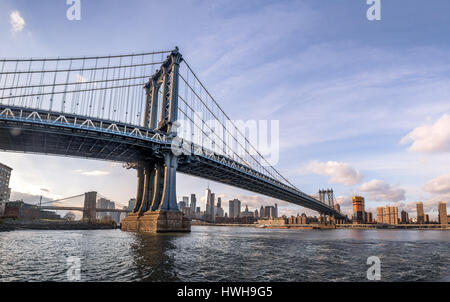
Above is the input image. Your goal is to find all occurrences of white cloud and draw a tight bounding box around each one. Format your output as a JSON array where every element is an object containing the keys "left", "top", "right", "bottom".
[
  {"left": 305, "top": 161, "right": 363, "bottom": 186},
  {"left": 400, "top": 114, "right": 450, "bottom": 153},
  {"left": 72, "top": 169, "right": 110, "bottom": 176},
  {"left": 423, "top": 173, "right": 450, "bottom": 194},
  {"left": 359, "top": 179, "right": 406, "bottom": 202},
  {"left": 10, "top": 10, "right": 26, "bottom": 33}
]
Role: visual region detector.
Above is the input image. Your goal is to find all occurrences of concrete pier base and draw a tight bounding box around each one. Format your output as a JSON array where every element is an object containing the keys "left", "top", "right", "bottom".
[{"left": 121, "top": 211, "right": 191, "bottom": 233}]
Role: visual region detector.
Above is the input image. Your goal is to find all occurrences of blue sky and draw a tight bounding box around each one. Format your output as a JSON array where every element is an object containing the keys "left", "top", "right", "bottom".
[{"left": 1, "top": 0, "right": 450, "bottom": 219}]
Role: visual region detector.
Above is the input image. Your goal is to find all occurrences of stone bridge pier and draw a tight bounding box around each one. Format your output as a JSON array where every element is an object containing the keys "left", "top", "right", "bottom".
[{"left": 121, "top": 153, "right": 191, "bottom": 233}]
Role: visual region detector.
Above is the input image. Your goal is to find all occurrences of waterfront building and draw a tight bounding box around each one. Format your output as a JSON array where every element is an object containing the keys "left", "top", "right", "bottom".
[
  {"left": 3, "top": 200, "right": 60, "bottom": 220},
  {"left": 352, "top": 196, "right": 365, "bottom": 224},
  {"left": 260, "top": 206, "right": 265, "bottom": 218},
  {"left": 416, "top": 202, "right": 425, "bottom": 224},
  {"left": 376, "top": 206, "right": 398, "bottom": 225},
  {"left": 0, "top": 163, "right": 12, "bottom": 204},
  {"left": 424, "top": 214, "right": 430, "bottom": 224},
  {"left": 401, "top": 210, "right": 409, "bottom": 224},
  {"left": 365, "top": 211, "right": 373, "bottom": 223},
  {"left": 438, "top": 202, "right": 448, "bottom": 225},
  {"left": 254, "top": 209, "right": 259, "bottom": 219}
]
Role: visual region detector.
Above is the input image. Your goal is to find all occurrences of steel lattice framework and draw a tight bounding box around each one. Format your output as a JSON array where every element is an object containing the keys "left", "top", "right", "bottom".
[{"left": 0, "top": 48, "right": 344, "bottom": 218}]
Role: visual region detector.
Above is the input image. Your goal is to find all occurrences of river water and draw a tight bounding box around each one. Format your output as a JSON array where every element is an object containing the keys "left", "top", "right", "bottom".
[{"left": 0, "top": 226, "right": 449, "bottom": 282}]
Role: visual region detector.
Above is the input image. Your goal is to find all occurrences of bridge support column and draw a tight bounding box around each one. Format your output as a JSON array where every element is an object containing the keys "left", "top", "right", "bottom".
[
  {"left": 122, "top": 153, "right": 190, "bottom": 233},
  {"left": 82, "top": 191, "right": 97, "bottom": 223}
]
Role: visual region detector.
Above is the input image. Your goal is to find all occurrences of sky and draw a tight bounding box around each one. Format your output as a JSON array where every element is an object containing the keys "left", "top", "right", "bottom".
[{"left": 1, "top": 0, "right": 450, "bottom": 220}]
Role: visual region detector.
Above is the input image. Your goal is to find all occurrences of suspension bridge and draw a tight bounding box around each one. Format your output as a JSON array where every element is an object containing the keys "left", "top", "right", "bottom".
[
  {"left": 0, "top": 47, "right": 344, "bottom": 232},
  {"left": 36, "top": 192, "right": 129, "bottom": 216}
]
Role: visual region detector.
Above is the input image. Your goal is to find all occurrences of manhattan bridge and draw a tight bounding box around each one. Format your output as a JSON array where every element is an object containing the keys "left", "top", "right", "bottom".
[{"left": 0, "top": 48, "right": 344, "bottom": 232}]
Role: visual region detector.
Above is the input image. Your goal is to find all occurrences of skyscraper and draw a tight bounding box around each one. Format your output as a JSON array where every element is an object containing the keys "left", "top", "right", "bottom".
[
  {"left": 401, "top": 210, "right": 409, "bottom": 224},
  {"left": 438, "top": 202, "right": 448, "bottom": 225},
  {"left": 210, "top": 193, "right": 215, "bottom": 220},
  {"left": 205, "top": 187, "right": 212, "bottom": 217},
  {"left": 182, "top": 196, "right": 189, "bottom": 209},
  {"left": 416, "top": 202, "right": 425, "bottom": 224},
  {"left": 229, "top": 199, "right": 241, "bottom": 218},
  {"left": 260, "top": 206, "right": 265, "bottom": 218},
  {"left": 0, "top": 162, "right": 12, "bottom": 203},
  {"left": 376, "top": 206, "right": 398, "bottom": 225},
  {"left": 190, "top": 194, "right": 197, "bottom": 214},
  {"left": 128, "top": 198, "right": 136, "bottom": 211},
  {"left": 352, "top": 196, "right": 365, "bottom": 224},
  {"left": 216, "top": 197, "right": 224, "bottom": 217}
]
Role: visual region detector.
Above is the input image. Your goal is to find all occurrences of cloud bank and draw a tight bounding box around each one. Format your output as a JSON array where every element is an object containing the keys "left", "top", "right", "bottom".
[
  {"left": 306, "top": 161, "right": 363, "bottom": 186},
  {"left": 359, "top": 179, "right": 406, "bottom": 202},
  {"left": 400, "top": 114, "right": 450, "bottom": 153},
  {"left": 10, "top": 11, "right": 26, "bottom": 33}
]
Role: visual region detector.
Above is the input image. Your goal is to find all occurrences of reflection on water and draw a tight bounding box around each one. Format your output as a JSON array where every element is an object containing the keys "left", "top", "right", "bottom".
[{"left": 0, "top": 227, "right": 449, "bottom": 281}]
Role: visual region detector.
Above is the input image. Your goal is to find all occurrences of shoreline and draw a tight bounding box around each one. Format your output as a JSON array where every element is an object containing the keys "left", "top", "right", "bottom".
[
  {"left": 0, "top": 219, "right": 117, "bottom": 232},
  {"left": 191, "top": 221, "right": 450, "bottom": 230}
]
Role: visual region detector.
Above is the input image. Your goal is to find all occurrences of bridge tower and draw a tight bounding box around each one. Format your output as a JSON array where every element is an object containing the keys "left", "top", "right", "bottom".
[
  {"left": 82, "top": 191, "right": 97, "bottom": 222},
  {"left": 122, "top": 48, "right": 190, "bottom": 233}
]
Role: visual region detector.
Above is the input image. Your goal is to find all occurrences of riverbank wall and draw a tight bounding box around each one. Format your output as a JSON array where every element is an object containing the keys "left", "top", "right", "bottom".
[{"left": 0, "top": 218, "right": 117, "bottom": 232}]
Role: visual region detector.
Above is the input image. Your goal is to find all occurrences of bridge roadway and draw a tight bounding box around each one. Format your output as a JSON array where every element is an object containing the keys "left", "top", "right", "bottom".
[
  {"left": 40, "top": 206, "right": 129, "bottom": 213},
  {"left": 0, "top": 105, "right": 345, "bottom": 219}
]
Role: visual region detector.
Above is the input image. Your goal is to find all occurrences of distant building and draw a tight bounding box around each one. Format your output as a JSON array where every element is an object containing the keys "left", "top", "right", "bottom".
[
  {"left": 216, "top": 197, "right": 224, "bottom": 217},
  {"left": 376, "top": 206, "right": 398, "bottom": 225},
  {"left": 229, "top": 199, "right": 241, "bottom": 218},
  {"left": 3, "top": 200, "right": 60, "bottom": 220},
  {"left": 128, "top": 198, "right": 136, "bottom": 211},
  {"left": 0, "top": 163, "right": 12, "bottom": 205},
  {"left": 254, "top": 209, "right": 259, "bottom": 219},
  {"left": 365, "top": 211, "right": 373, "bottom": 223},
  {"left": 190, "top": 194, "right": 197, "bottom": 214},
  {"left": 334, "top": 203, "right": 341, "bottom": 213},
  {"left": 241, "top": 205, "right": 254, "bottom": 217},
  {"left": 352, "top": 196, "right": 365, "bottom": 224},
  {"left": 438, "top": 202, "right": 448, "bottom": 225},
  {"left": 416, "top": 202, "right": 425, "bottom": 224},
  {"left": 96, "top": 198, "right": 120, "bottom": 223},
  {"left": 97, "top": 198, "right": 110, "bottom": 220},
  {"left": 259, "top": 203, "right": 278, "bottom": 219},
  {"left": 182, "top": 196, "right": 189, "bottom": 208},
  {"left": 401, "top": 210, "right": 409, "bottom": 224},
  {"left": 205, "top": 187, "right": 215, "bottom": 221},
  {"left": 424, "top": 214, "right": 430, "bottom": 224}
]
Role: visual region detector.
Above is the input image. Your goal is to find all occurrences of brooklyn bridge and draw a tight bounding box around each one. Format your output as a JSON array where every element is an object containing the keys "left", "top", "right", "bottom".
[{"left": 0, "top": 48, "right": 344, "bottom": 232}]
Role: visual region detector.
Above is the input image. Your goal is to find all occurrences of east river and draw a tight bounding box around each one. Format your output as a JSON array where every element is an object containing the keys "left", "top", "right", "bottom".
[{"left": 0, "top": 226, "right": 449, "bottom": 281}]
